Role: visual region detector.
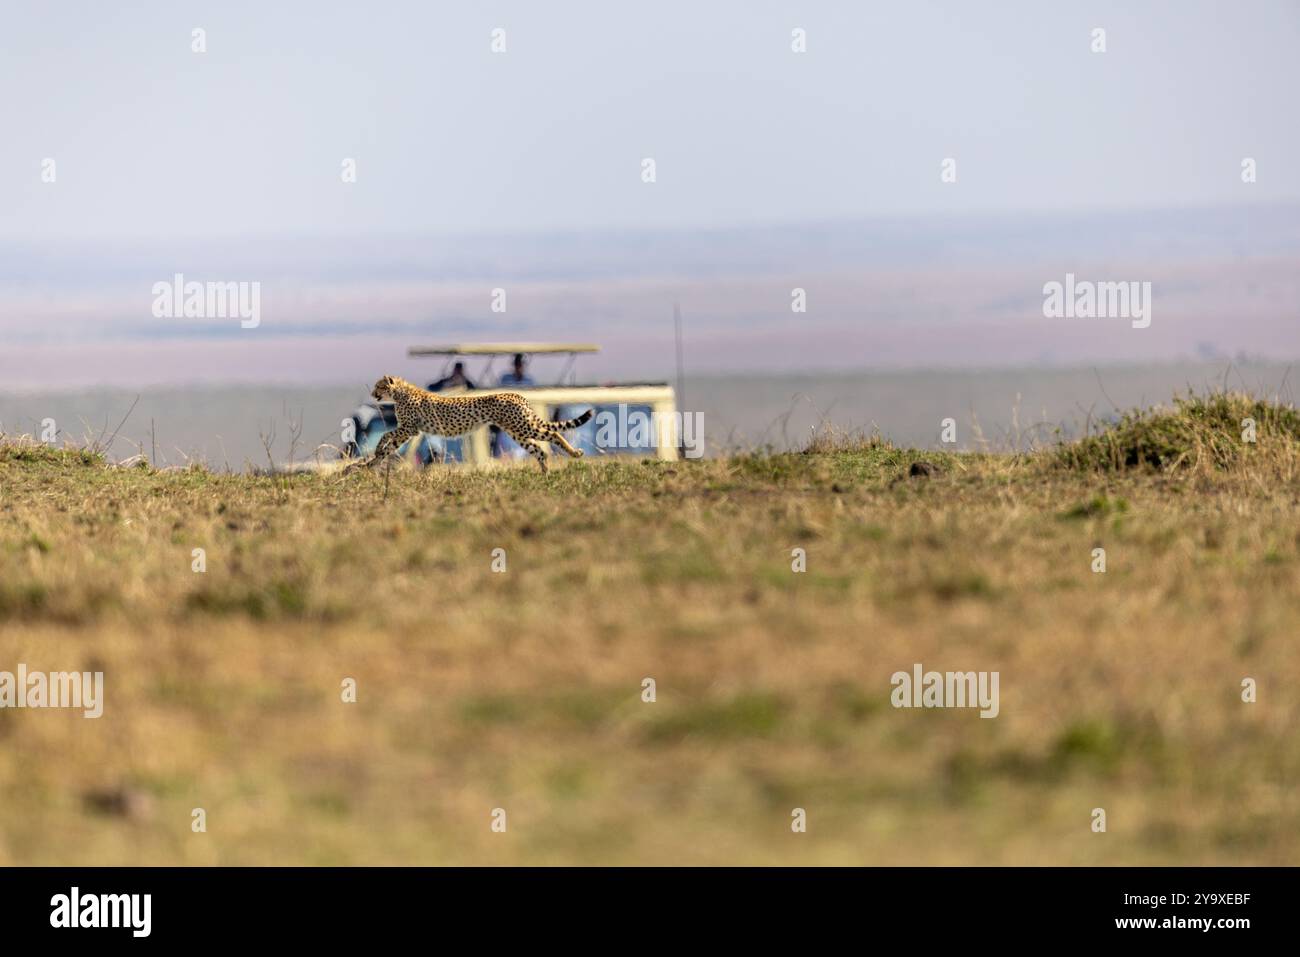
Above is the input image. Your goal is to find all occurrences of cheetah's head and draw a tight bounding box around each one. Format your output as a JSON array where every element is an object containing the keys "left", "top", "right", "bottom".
[{"left": 371, "top": 375, "right": 398, "bottom": 402}]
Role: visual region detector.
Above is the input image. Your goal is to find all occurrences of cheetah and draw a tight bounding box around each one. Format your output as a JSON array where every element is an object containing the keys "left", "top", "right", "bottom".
[{"left": 353, "top": 375, "right": 592, "bottom": 473}]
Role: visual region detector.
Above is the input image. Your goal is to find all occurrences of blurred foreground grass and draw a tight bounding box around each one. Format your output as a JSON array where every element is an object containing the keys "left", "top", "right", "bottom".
[{"left": 1, "top": 393, "right": 1298, "bottom": 864}]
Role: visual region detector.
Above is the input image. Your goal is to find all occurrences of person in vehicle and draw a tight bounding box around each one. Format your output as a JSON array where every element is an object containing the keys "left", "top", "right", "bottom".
[
  {"left": 497, "top": 354, "right": 535, "bottom": 387},
  {"left": 428, "top": 361, "right": 476, "bottom": 392}
]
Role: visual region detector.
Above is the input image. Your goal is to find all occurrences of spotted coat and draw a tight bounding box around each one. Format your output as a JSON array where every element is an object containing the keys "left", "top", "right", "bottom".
[{"left": 359, "top": 375, "right": 592, "bottom": 472}]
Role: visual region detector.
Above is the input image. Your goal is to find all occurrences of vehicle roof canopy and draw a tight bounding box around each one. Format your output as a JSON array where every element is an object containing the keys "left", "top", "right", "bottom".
[{"left": 407, "top": 342, "right": 600, "bottom": 357}]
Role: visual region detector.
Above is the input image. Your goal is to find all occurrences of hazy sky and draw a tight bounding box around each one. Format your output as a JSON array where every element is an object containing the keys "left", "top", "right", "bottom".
[
  {"left": 3, "top": 0, "right": 1299, "bottom": 241},
  {"left": 3, "top": 2, "right": 1298, "bottom": 390}
]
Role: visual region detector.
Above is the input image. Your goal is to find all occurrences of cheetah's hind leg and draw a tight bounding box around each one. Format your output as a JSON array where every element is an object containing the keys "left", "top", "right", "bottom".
[
  {"left": 517, "top": 437, "right": 549, "bottom": 473},
  {"left": 546, "top": 430, "right": 584, "bottom": 458},
  {"left": 498, "top": 421, "right": 550, "bottom": 472}
]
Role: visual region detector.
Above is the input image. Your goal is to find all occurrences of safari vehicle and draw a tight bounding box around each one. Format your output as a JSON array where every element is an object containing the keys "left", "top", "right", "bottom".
[{"left": 342, "top": 343, "right": 680, "bottom": 465}]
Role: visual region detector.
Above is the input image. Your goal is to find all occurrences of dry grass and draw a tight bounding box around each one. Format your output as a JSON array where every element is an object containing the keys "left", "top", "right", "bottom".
[{"left": 1, "top": 400, "right": 1298, "bottom": 865}]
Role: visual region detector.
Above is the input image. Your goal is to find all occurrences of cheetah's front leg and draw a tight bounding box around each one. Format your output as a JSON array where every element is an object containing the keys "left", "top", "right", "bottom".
[{"left": 363, "top": 425, "right": 417, "bottom": 469}]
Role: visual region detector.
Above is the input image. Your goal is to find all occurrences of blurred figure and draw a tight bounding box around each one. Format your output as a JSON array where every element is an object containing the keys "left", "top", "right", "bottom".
[
  {"left": 428, "top": 361, "right": 476, "bottom": 392},
  {"left": 497, "top": 353, "right": 535, "bottom": 388}
]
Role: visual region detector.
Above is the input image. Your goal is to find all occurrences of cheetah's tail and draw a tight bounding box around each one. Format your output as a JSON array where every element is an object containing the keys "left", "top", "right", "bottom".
[{"left": 551, "top": 409, "right": 594, "bottom": 431}]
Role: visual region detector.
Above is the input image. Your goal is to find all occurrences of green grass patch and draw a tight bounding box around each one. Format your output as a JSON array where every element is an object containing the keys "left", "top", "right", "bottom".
[
  {"left": 1054, "top": 391, "right": 1300, "bottom": 472},
  {"left": 644, "top": 692, "right": 787, "bottom": 744}
]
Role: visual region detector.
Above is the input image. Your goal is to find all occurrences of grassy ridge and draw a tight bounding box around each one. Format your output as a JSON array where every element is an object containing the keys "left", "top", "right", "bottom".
[
  {"left": 1054, "top": 391, "right": 1300, "bottom": 472},
  {"left": 0, "top": 394, "right": 1298, "bottom": 864}
]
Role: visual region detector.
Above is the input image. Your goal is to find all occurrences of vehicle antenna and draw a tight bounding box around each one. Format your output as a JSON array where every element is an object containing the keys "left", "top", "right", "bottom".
[
  {"left": 674, "top": 302, "right": 687, "bottom": 458},
  {"left": 674, "top": 302, "right": 686, "bottom": 407}
]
